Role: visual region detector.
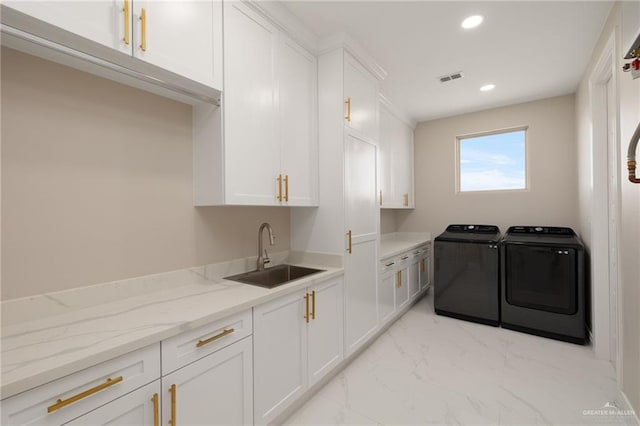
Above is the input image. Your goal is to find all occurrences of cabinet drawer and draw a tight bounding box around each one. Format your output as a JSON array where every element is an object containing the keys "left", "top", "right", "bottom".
[
  {"left": 1, "top": 343, "right": 160, "bottom": 426},
  {"left": 161, "top": 310, "right": 252, "bottom": 375}
]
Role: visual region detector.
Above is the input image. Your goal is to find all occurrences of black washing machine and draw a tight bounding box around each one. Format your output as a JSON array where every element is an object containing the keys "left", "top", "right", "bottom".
[
  {"left": 434, "top": 225, "right": 501, "bottom": 326},
  {"left": 501, "top": 226, "right": 586, "bottom": 344}
]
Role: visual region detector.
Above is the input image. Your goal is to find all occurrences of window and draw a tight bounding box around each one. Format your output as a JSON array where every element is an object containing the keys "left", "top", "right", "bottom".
[{"left": 457, "top": 128, "right": 527, "bottom": 192}]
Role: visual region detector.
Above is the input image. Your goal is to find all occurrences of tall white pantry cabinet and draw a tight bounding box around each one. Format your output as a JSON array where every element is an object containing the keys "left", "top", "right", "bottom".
[{"left": 291, "top": 48, "right": 381, "bottom": 357}]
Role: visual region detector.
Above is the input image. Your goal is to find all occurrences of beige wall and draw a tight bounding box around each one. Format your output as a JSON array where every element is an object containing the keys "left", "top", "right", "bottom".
[
  {"left": 380, "top": 210, "right": 397, "bottom": 234},
  {"left": 575, "top": 2, "right": 639, "bottom": 413},
  {"left": 1, "top": 48, "right": 290, "bottom": 300},
  {"left": 396, "top": 94, "right": 578, "bottom": 237}
]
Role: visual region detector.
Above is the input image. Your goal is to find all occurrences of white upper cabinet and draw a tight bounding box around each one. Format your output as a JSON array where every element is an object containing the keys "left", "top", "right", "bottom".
[
  {"left": 133, "top": 1, "right": 222, "bottom": 89},
  {"left": 379, "top": 97, "right": 415, "bottom": 209},
  {"left": 344, "top": 53, "right": 379, "bottom": 141},
  {"left": 3, "top": 1, "right": 129, "bottom": 54},
  {"left": 194, "top": 1, "right": 318, "bottom": 206},
  {"left": 223, "top": 1, "right": 280, "bottom": 205},
  {"left": 2, "top": 1, "right": 222, "bottom": 91},
  {"left": 279, "top": 35, "right": 319, "bottom": 206}
]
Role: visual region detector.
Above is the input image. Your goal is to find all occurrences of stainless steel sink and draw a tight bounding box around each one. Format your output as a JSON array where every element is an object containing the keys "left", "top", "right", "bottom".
[{"left": 224, "top": 264, "right": 325, "bottom": 289}]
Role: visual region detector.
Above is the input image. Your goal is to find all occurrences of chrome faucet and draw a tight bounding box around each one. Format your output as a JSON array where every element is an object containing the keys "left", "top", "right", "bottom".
[{"left": 257, "top": 222, "right": 275, "bottom": 271}]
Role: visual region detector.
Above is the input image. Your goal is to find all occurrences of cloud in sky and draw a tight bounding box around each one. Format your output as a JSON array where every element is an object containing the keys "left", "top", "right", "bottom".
[
  {"left": 459, "top": 129, "right": 526, "bottom": 192},
  {"left": 460, "top": 169, "right": 525, "bottom": 192}
]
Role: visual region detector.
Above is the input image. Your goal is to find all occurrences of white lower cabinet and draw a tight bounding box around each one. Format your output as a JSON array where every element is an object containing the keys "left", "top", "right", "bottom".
[
  {"left": 414, "top": 244, "right": 431, "bottom": 293},
  {"left": 65, "top": 381, "right": 160, "bottom": 426},
  {"left": 161, "top": 337, "right": 253, "bottom": 426},
  {"left": 409, "top": 258, "right": 420, "bottom": 299},
  {"left": 395, "top": 256, "right": 410, "bottom": 311},
  {"left": 378, "top": 260, "right": 397, "bottom": 324},
  {"left": 378, "top": 242, "right": 431, "bottom": 328},
  {"left": 254, "top": 276, "right": 344, "bottom": 424}
]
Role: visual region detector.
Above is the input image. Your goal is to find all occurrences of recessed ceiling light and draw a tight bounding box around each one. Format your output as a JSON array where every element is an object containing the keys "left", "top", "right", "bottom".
[
  {"left": 461, "top": 15, "right": 484, "bottom": 29},
  {"left": 480, "top": 84, "right": 496, "bottom": 92}
]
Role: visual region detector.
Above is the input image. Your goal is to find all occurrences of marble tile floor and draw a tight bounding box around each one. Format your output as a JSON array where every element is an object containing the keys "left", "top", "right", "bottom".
[{"left": 284, "top": 293, "right": 634, "bottom": 426}]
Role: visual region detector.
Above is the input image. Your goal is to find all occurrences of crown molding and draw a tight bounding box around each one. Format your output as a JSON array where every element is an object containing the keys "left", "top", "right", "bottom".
[
  {"left": 379, "top": 93, "right": 416, "bottom": 129},
  {"left": 244, "top": 0, "right": 319, "bottom": 53},
  {"left": 318, "top": 32, "right": 387, "bottom": 81}
]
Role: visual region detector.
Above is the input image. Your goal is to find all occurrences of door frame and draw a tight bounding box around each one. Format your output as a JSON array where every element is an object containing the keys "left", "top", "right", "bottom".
[{"left": 588, "top": 31, "right": 623, "bottom": 382}]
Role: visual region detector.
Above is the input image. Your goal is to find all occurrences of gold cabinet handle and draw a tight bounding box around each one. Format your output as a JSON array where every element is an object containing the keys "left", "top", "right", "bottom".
[
  {"left": 345, "top": 97, "right": 351, "bottom": 122},
  {"left": 420, "top": 259, "right": 425, "bottom": 273},
  {"left": 139, "top": 7, "right": 147, "bottom": 52},
  {"left": 311, "top": 290, "right": 316, "bottom": 320},
  {"left": 379, "top": 190, "right": 382, "bottom": 206},
  {"left": 123, "top": 0, "right": 130, "bottom": 45},
  {"left": 277, "top": 174, "right": 282, "bottom": 202},
  {"left": 396, "top": 271, "right": 402, "bottom": 288},
  {"left": 346, "top": 230, "right": 352, "bottom": 254},
  {"left": 47, "top": 376, "right": 123, "bottom": 413},
  {"left": 304, "top": 293, "right": 310, "bottom": 323},
  {"left": 196, "top": 328, "right": 234, "bottom": 348},
  {"left": 151, "top": 393, "right": 159, "bottom": 426},
  {"left": 284, "top": 175, "right": 289, "bottom": 202},
  {"left": 169, "top": 384, "right": 176, "bottom": 426},
  {"left": 403, "top": 193, "right": 409, "bottom": 207}
]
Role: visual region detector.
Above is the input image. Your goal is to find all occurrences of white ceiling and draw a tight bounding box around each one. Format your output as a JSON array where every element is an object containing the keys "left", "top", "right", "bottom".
[{"left": 281, "top": 1, "right": 613, "bottom": 123}]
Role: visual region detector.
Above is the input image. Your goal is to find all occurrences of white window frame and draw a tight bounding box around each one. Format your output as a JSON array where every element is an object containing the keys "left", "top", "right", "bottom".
[{"left": 455, "top": 125, "right": 530, "bottom": 194}]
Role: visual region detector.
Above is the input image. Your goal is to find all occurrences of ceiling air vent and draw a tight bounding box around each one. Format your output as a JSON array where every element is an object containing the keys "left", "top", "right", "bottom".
[{"left": 439, "top": 71, "right": 463, "bottom": 83}]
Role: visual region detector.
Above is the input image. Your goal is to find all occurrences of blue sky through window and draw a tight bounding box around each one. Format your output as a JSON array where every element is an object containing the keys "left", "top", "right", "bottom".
[{"left": 459, "top": 129, "right": 526, "bottom": 192}]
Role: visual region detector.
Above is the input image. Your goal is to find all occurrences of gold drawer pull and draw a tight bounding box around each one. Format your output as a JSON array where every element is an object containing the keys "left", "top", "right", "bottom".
[
  {"left": 123, "top": 0, "right": 130, "bottom": 45},
  {"left": 284, "top": 175, "right": 289, "bottom": 202},
  {"left": 151, "top": 393, "right": 159, "bottom": 426},
  {"left": 169, "top": 384, "right": 176, "bottom": 426},
  {"left": 196, "top": 328, "right": 235, "bottom": 348},
  {"left": 47, "top": 376, "right": 123, "bottom": 413},
  {"left": 139, "top": 7, "right": 147, "bottom": 52},
  {"left": 304, "top": 293, "right": 310, "bottom": 323},
  {"left": 345, "top": 97, "right": 351, "bottom": 121},
  {"left": 277, "top": 174, "right": 283, "bottom": 202}
]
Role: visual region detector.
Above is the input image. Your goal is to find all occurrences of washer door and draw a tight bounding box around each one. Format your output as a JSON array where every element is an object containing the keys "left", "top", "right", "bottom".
[{"left": 505, "top": 245, "right": 577, "bottom": 315}]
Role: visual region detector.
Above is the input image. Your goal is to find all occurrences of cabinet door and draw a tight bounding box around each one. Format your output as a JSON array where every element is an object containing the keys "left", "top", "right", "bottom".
[
  {"left": 419, "top": 254, "right": 430, "bottom": 292},
  {"left": 132, "top": 0, "right": 221, "bottom": 89},
  {"left": 254, "top": 290, "right": 308, "bottom": 424},
  {"left": 223, "top": 1, "right": 280, "bottom": 205},
  {"left": 3, "top": 1, "right": 131, "bottom": 55},
  {"left": 395, "top": 262, "right": 410, "bottom": 310},
  {"left": 308, "top": 277, "right": 344, "bottom": 386},
  {"left": 378, "top": 107, "right": 393, "bottom": 207},
  {"left": 344, "top": 132, "right": 379, "bottom": 356},
  {"left": 378, "top": 265, "right": 396, "bottom": 324},
  {"left": 408, "top": 259, "right": 420, "bottom": 299},
  {"left": 162, "top": 337, "right": 253, "bottom": 426},
  {"left": 65, "top": 381, "right": 160, "bottom": 426},
  {"left": 392, "top": 122, "right": 414, "bottom": 208},
  {"left": 279, "top": 36, "right": 318, "bottom": 206},
  {"left": 344, "top": 53, "right": 378, "bottom": 141},
  {"left": 379, "top": 104, "right": 414, "bottom": 208}
]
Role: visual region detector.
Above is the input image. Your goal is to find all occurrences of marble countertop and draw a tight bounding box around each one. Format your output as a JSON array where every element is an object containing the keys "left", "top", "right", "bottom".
[
  {"left": 380, "top": 232, "right": 432, "bottom": 260},
  {"left": 0, "top": 251, "right": 343, "bottom": 400}
]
